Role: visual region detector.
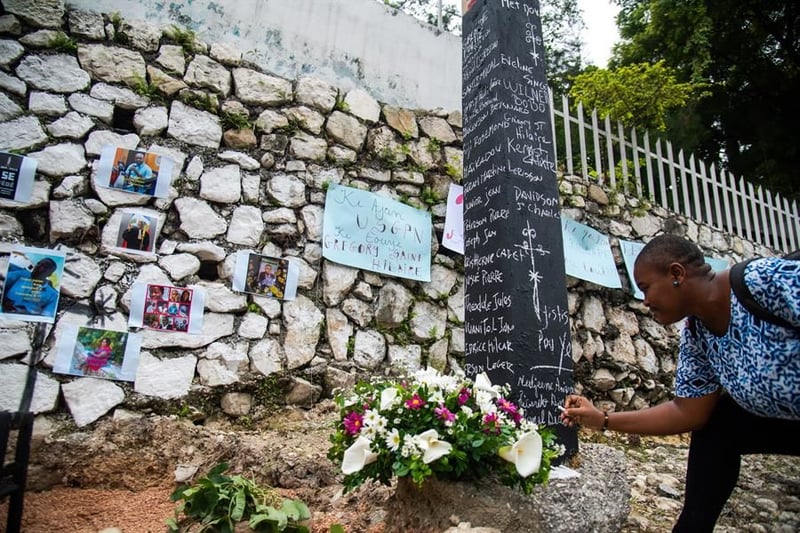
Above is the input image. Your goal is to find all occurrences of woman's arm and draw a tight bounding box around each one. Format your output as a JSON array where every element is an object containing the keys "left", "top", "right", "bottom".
[{"left": 562, "top": 391, "right": 721, "bottom": 436}]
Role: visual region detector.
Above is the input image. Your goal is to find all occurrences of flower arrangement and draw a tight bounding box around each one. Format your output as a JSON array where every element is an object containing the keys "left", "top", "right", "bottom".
[{"left": 327, "top": 368, "right": 565, "bottom": 495}]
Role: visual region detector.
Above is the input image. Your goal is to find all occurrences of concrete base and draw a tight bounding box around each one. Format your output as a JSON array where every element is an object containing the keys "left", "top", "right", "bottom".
[{"left": 384, "top": 443, "right": 630, "bottom": 533}]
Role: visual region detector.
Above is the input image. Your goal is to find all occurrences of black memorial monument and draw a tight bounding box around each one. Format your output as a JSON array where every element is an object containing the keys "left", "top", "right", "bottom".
[{"left": 462, "top": 0, "right": 577, "bottom": 456}]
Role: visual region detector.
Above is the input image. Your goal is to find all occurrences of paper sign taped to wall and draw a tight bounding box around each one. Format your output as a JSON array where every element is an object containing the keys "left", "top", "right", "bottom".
[{"left": 322, "top": 183, "right": 432, "bottom": 282}]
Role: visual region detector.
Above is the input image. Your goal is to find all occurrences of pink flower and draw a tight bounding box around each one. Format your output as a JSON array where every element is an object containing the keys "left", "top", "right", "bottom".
[
  {"left": 498, "top": 398, "right": 522, "bottom": 425},
  {"left": 405, "top": 393, "right": 426, "bottom": 410},
  {"left": 343, "top": 411, "right": 364, "bottom": 436},
  {"left": 483, "top": 412, "right": 501, "bottom": 434},
  {"left": 457, "top": 387, "right": 470, "bottom": 406},
  {"left": 434, "top": 404, "right": 455, "bottom": 424}
]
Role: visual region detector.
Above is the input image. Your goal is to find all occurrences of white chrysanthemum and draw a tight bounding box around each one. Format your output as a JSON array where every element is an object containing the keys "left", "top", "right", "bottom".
[
  {"left": 385, "top": 428, "right": 401, "bottom": 451},
  {"left": 361, "top": 425, "right": 379, "bottom": 439},
  {"left": 363, "top": 409, "right": 381, "bottom": 427},
  {"left": 372, "top": 415, "right": 388, "bottom": 434},
  {"left": 460, "top": 405, "right": 474, "bottom": 417}
]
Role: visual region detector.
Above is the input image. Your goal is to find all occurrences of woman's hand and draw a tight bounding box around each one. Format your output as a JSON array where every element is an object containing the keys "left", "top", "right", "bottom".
[{"left": 560, "top": 395, "right": 606, "bottom": 430}]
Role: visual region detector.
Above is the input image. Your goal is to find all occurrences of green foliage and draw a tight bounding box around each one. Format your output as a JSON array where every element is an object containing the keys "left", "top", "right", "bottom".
[
  {"left": 167, "top": 463, "right": 310, "bottom": 532},
  {"left": 333, "top": 96, "right": 350, "bottom": 113},
  {"left": 221, "top": 111, "right": 254, "bottom": 131},
  {"left": 611, "top": 0, "right": 799, "bottom": 197},
  {"left": 420, "top": 186, "right": 442, "bottom": 206},
  {"left": 165, "top": 24, "right": 198, "bottom": 54},
  {"left": 247, "top": 302, "right": 264, "bottom": 316},
  {"left": 49, "top": 31, "right": 77, "bottom": 53},
  {"left": 131, "top": 74, "right": 160, "bottom": 99},
  {"left": 569, "top": 61, "right": 700, "bottom": 131},
  {"left": 426, "top": 137, "right": 442, "bottom": 155},
  {"left": 109, "top": 12, "right": 129, "bottom": 44},
  {"left": 180, "top": 91, "right": 217, "bottom": 113}
]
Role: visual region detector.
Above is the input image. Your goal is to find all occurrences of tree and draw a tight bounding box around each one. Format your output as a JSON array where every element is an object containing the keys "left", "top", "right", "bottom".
[
  {"left": 611, "top": 0, "right": 800, "bottom": 197},
  {"left": 569, "top": 61, "right": 699, "bottom": 132},
  {"left": 379, "top": 0, "right": 586, "bottom": 95}
]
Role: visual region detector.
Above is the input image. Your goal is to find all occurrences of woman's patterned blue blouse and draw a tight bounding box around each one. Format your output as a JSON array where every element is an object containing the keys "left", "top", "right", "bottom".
[{"left": 675, "top": 257, "right": 800, "bottom": 420}]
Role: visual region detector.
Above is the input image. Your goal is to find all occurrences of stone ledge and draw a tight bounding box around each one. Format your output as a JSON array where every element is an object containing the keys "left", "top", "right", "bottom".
[{"left": 384, "top": 443, "right": 629, "bottom": 533}]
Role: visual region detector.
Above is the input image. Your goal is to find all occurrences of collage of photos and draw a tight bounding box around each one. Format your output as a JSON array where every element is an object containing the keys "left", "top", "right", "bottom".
[
  {"left": 0, "top": 246, "right": 66, "bottom": 323},
  {"left": 143, "top": 284, "right": 191, "bottom": 332},
  {"left": 53, "top": 326, "right": 141, "bottom": 382},
  {"left": 114, "top": 211, "right": 160, "bottom": 255},
  {"left": 96, "top": 146, "right": 174, "bottom": 198},
  {"left": 128, "top": 282, "right": 206, "bottom": 335},
  {"left": 232, "top": 251, "right": 299, "bottom": 301}
]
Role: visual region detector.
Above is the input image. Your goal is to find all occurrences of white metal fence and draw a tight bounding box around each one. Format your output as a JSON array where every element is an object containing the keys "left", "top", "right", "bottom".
[{"left": 549, "top": 93, "right": 799, "bottom": 254}]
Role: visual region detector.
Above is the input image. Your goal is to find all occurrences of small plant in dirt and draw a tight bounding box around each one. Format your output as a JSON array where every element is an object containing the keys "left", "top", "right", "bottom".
[
  {"left": 167, "top": 462, "right": 311, "bottom": 532},
  {"left": 49, "top": 31, "right": 77, "bottom": 53}
]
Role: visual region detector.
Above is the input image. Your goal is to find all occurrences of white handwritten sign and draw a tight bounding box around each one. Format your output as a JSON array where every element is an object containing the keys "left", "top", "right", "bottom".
[
  {"left": 561, "top": 216, "right": 622, "bottom": 288},
  {"left": 442, "top": 183, "right": 465, "bottom": 254},
  {"left": 322, "top": 184, "right": 432, "bottom": 281}
]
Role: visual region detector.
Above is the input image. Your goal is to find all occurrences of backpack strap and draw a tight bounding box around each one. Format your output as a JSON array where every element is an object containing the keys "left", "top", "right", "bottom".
[{"left": 730, "top": 258, "right": 796, "bottom": 329}]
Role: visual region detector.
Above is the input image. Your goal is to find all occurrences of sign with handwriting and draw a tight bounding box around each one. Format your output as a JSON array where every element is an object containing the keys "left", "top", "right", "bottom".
[
  {"left": 462, "top": 0, "right": 576, "bottom": 455},
  {"left": 619, "top": 238, "right": 645, "bottom": 299},
  {"left": 561, "top": 216, "right": 622, "bottom": 288},
  {"left": 322, "top": 183, "right": 432, "bottom": 281},
  {"left": 442, "top": 183, "right": 465, "bottom": 254}
]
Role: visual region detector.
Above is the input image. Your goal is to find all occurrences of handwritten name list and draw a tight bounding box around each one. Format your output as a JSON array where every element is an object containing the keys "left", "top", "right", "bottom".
[{"left": 462, "top": 0, "right": 576, "bottom": 454}]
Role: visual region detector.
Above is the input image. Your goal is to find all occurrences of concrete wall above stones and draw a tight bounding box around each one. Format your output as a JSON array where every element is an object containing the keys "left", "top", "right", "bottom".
[
  {"left": 0, "top": 1, "right": 778, "bottom": 429},
  {"left": 63, "top": 0, "right": 462, "bottom": 110}
]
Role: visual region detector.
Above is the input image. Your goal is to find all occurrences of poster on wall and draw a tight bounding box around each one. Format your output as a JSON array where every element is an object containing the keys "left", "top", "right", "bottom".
[
  {"left": 0, "top": 151, "right": 37, "bottom": 203},
  {"left": 232, "top": 252, "right": 299, "bottom": 300},
  {"left": 561, "top": 216, "right": 622, "bottom": 288},
  {"left": 96, "top": 145, "right": 174, "bottom": 198},
  {"left": 322, "top": 183, "right": 432, "bottom": 282},
  {"left": 0, "top": 246, "right": 66, "bottom": 323},
  {"left": 128, "top": 283, "right": 206, "bottom": 334},
  {"left": 619, "top": 238, "right": 645, "bottom": 299},
  {"left": 112, "top": 210, "right": 162, "bottom": 255},
  {"left": 441, "top": 183, "right": 464, "bottom": 255},
  {"left": 53, "top": 326, "right": 141, "bottom": 382}
]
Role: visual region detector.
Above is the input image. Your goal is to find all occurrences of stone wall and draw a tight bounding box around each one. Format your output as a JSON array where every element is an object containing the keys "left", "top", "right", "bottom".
[{"left": 0, "top": 2, "right": 778, "bottom": 428}]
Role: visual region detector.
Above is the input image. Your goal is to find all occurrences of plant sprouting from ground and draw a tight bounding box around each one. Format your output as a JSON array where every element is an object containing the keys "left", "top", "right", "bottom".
[
  {"left": 167, "top": 462, "right": 311, "bottom": 532},
  {"left": 131, "top": 74, "right": 160, "bottom": 99}
]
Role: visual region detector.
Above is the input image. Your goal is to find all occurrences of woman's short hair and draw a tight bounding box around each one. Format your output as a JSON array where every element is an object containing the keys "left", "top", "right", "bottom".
[{"left": 635, "top": 234, "right": 707, "bottom": 273}]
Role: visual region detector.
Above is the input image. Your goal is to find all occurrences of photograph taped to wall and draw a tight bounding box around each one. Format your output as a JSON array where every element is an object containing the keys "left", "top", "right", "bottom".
[
  {"left": 0, "top": 246, "right": 66, "bottom": 323},
  {"left": 128, "top": 282, "right": 206, "bottom": 334},
  {"left": 53, "top": 325, "right": 142, "bottom": 382},
  {"left": 0, "top": 150, "right": 37, "bottom": 203},
  {"left": 232, "top": 251, "right": 298, "bottom": 300},
  {"left": 96, "top": 145, "right": 174, "bottom": 198},
  {"left": 113, "top": 210, "right": 161, "bottom": 255}
]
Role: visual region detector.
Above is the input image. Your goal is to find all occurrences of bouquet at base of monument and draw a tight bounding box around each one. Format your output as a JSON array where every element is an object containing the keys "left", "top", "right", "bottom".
[{"left": 327, "top": 367, "right": 565, "bottom": 495}]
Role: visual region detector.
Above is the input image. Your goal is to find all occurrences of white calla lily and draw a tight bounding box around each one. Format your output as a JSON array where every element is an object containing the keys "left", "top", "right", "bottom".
[
  {"left": 416, "top": 429, "right": 453, "bottom": 464},
  {"left": 380, "top": 387, "right": 399, "bottom": 410},
  {"left": 342, "top": 436, "right": 378, "bottom": 474},
  {"left": 499, "top": 431, "right": 543, "bottom": 477},
  {"left": 473, "top": 372, "right": 499, "bottom": 398}
]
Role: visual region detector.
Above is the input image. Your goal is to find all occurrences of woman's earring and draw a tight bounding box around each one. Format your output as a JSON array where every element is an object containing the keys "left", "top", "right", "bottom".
[{"left": 672, "top": 280, "right": 680, "bottom": 287}]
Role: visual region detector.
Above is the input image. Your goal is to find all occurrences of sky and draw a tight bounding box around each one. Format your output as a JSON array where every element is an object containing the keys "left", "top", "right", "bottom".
[{"left": 577, "top": 0, "right": 621, "bottom": 67}]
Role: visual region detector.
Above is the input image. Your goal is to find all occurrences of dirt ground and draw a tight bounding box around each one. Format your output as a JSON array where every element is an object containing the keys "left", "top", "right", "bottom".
[{"left": 2, "top": 403, "right": 798, "bottom": 533}]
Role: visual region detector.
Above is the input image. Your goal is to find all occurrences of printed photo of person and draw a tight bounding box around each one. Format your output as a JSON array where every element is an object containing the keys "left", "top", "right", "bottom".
[
  {"left": 96, "top": 146, "right": 174, "bottom": 198},
  {"left": 0, "top": 246, "right": 66, "bottom": 323},
  {"left": 233, "top": 251, "right": 298, "bottom": 300},
  {"left": 53, "top": 326, "right": 141, "bottom": 382},
  {"left": 115, "top": 212, "right": 158, "bottom": 254}
]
